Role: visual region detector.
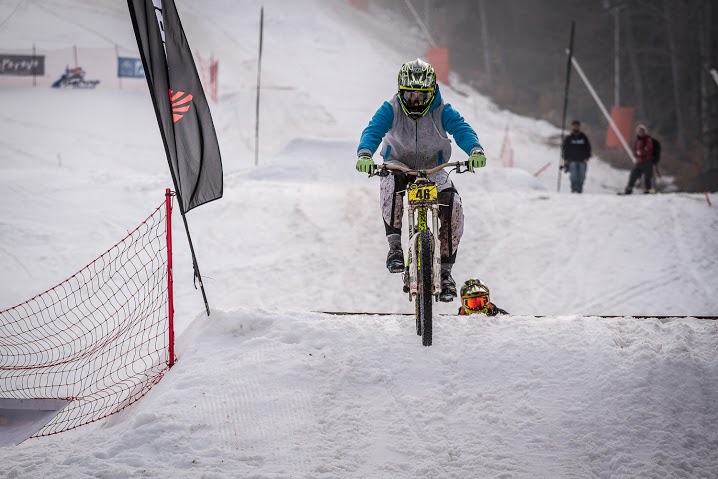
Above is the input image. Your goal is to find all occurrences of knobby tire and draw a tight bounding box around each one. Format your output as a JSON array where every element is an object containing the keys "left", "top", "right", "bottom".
[{"left": 417, "top": 230, "right": 433, "bottom": 346}]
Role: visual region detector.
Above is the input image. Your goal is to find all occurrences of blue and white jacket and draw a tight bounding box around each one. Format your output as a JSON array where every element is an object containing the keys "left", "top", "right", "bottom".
[{"left": 357, "top": 86, "right": 483, "bottom": 170}]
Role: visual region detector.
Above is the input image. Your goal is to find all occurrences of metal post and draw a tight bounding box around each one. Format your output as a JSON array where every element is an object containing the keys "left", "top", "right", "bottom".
[
  {"left": 404, "top": 0, "right": 437, "bottom": 48},
  {"left": 570, "top": 53, "right": 636, "bottom": 164},
  {"left": 165, "top": 188, "right": 175, "bottom": 366},
  {"left": 424, "top": 0, "right": 429, "bottom": 30},
  {"left": 179, "top": 209, "right": 210, "bottom": 316},
  {"left": 479, "top": 0, "right": 492, "bottom": 86},
  {"left": 32, "top": 43, "right": 37, "bottom": 87},
  {"left": 710, "top": 68, "right": 718, "bottom": 88},
  {"left": 115, "top": 44, "right": 122, "bottom": 89},
  {"left": 255, "top": 7, "right": 264, "bottom": 166},
  {"left": 557, "top": 21, "right": 575, "bottom": 193},
  {"left": 613, "top": 7, "right": 620, "bottom": 106}
]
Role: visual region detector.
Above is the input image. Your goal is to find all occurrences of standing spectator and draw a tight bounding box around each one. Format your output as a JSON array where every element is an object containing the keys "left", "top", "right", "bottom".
[
  {"left": 561, "top": 120, "right": 592, "bottom": 193},
  {"left": 623, "top": 124, "right": 655, "bottom": 194}
]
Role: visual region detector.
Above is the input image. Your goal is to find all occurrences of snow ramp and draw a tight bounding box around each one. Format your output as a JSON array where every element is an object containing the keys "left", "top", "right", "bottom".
[{"left": 4, "top": 309, "right": 717, "bottom": 478}]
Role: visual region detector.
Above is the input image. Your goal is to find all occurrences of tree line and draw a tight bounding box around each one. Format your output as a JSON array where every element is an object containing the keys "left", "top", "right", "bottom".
[{"left": 379, "top": 0, "right": 718, "bottom": 191}]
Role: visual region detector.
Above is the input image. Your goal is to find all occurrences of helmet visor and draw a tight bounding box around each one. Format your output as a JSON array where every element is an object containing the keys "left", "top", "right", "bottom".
[{"left": 463, "top": 296, "right": 488, "bottom": 311}]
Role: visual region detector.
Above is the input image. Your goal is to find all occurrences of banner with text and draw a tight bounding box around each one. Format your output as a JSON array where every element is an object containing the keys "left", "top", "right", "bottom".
[{"left": 0, "top": 54, "right": 45, "bottom": 76}]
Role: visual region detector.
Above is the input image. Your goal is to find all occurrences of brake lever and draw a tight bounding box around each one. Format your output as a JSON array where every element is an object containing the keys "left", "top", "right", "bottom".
[{"left": 370, "top": 167, "right": 390, "bottom": 178}]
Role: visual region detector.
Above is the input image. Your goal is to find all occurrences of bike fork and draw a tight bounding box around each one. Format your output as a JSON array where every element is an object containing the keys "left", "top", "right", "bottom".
[
  {"left": 406, "top": 205, "right": 418, "bottom": 299},
  {"left": 406, "top": 205, "right": 441, "bottom": 300},
  {"left": 431, "top": 205, "right": 441, "bottom": 298}
]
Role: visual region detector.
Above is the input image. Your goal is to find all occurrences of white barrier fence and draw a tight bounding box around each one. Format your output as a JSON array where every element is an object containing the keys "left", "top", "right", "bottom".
[
  {"left": 1, "top": 46, "right": 145, "bottom": 90},
  {"left": 0, "top": 46, "right": 218, "bottom": 101}
]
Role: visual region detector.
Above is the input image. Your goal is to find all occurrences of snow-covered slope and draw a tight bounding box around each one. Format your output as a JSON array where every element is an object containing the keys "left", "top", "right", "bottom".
[
  {"left": 5, "top": 310, "right": 718, "bottom": 478},
  {"left": 1, "top": 0, "right": 717, "bottom": 477}
]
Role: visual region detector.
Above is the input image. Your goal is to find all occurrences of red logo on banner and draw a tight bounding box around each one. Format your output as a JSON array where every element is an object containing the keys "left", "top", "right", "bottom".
[{"left": 169, "top": 89, "right": 193, "bottom": 122}]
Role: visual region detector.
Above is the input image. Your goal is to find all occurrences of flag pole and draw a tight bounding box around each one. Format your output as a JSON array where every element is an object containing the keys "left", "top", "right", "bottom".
[
  {"left": 254, "top": 6, "right": 264, "bottom": 166},
  {"left": 177, "top": 201, "right": 211, "bottom": 316},
  {"left": 558, "top": 21, "right": 575, "bottom": 193},
  {"left": 127, "top": 0, "right": 212, "bottom": 317},
  {"left": 142, "top": 114, "right": 211, "bottom": 316}
]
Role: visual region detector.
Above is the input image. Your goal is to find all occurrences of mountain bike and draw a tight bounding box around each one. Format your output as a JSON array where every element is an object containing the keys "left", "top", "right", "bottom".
[{"left": 372, "top": 161, "right": 469, "bottom": 346}]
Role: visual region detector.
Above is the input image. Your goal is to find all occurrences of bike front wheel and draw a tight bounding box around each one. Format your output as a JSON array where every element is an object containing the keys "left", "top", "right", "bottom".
[{"left": 416, "top": 230, "right": 433, "bottom": 346}]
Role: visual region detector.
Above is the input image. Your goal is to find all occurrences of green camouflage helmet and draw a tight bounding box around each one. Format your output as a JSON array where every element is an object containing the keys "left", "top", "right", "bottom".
[
  {"left": 460, "top": 279, "right": 490, "bottom": 300},
  {"left": 398, "top": 59, "right": 437, "bottom": 90},
  {"left": 460, "top": 279, "right": 491, "bottom": 314},
  {"left": 397, "top": 59, "right": 436, "bottom": 118}
]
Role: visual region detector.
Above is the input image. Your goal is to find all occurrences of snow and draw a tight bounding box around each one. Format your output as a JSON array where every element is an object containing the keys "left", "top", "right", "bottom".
[
  {"left": 4, "top": 311, "right": 718, "bottom": 478},
  {"left": 1, "top": 0, "right": 717, "bottom": 477}
]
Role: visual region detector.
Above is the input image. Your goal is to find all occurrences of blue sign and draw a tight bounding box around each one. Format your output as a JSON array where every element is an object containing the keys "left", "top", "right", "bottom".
[{"left": 118, "top": 57, "right": 144, "bottom": 78}]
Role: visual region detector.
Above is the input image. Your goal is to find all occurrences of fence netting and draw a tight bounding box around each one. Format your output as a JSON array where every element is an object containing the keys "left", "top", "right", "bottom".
[{"left": 0, "top": 202, "right": 170, "bottom": 437}]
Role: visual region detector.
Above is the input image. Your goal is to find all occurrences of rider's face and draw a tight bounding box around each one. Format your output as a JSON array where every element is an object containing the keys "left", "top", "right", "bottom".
[{"left": 402, "top": 90, "right": 427, "bottom": 107}]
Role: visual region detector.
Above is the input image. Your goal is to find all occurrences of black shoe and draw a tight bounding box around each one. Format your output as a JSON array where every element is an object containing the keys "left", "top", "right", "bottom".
[
  {"left": 439, "top": 273, "right": 457, "bottom": 302},
  {"left": 386, "top": 246, "right": 404, "bottom": 273},
  {"left": 623, "top": 188, "right": 633, "bottom": 195}
]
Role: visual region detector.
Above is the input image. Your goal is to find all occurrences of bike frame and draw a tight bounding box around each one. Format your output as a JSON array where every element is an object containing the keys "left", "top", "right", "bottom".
[
  {"left": 406, "top": 178, "right": 441, "bottom": 299},
  {"left": 375, "top": 161, "right": 465, "bottom": 302}
]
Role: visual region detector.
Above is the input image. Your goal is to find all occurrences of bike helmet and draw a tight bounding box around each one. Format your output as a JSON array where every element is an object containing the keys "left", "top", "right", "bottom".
[
  {"left": 397, "top": 59, "right": 437, "bottom": 119},
  {"left": 460, "top": 279, "right": 491, "bottom": 314}
]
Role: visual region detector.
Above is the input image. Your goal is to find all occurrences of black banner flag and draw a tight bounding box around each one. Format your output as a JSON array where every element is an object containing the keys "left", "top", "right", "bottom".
[{"left": 127, "top": 0, "right": 222, "bottom": 213}]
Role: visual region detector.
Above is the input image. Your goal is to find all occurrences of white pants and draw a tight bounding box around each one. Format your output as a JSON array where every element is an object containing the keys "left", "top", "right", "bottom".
[{"left": 379, "top": 170, "right": 464, "bottom": 262}]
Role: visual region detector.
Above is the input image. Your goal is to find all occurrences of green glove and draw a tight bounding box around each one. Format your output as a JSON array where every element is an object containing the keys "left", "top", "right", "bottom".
[
  {"left": 467, "top": 150, "right": 487, "bottom": 172},
  {"left": 356, "top": 155, "right": 375, "bottom": 175}
]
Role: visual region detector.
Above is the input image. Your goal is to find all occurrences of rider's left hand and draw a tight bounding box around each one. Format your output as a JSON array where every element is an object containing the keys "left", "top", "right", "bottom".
[{"left": 467, "top": 150, "right": 487, "bottom": 173}]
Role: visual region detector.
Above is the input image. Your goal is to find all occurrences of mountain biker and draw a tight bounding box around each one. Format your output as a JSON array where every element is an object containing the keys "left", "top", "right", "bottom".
[
  {"left": 355, "top": 59, "right": 486, "bottom": 302},
  {"left": 458, "top": 279, "right": 508, "bottom": 316}
]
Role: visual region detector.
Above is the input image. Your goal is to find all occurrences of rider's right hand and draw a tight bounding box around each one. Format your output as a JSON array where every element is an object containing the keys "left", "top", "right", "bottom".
[{"left": 356, "top": 155, "right": 375, "bottom": 175}]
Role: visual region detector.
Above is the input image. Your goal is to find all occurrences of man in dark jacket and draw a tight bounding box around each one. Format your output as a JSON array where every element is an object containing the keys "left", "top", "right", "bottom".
[
  {"left": 562, "top": 120, "right": 592, "bottom": 193},
  {"left": 623, "top": 124, "right": 655, "bottom": 194}
]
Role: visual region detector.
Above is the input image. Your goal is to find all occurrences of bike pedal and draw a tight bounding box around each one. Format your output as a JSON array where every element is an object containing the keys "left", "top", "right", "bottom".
[
  {"left": 387, "top": 263, "right": 404, "bottom": 274},
  {"left": 439, "top": 294, "right": 456, "bottom": 303}
]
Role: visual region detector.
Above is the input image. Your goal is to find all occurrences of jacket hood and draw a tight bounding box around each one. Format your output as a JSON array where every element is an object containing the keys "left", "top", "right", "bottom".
[{"left": 429, "top": 85, "right": 443, "bottom": 113}]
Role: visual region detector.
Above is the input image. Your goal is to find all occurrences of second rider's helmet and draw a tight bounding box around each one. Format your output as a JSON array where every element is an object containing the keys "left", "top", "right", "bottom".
[
  {"left": 397, "top": 59, "right": 437, "bottom": 119},
  {"left": 460, "top": 279, "right": 491, "bottom": 314}
]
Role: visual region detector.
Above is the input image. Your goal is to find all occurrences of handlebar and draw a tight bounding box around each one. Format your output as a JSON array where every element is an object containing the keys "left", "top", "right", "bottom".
[{"left": 370, "top": 161, "right": 469, "bottom": 178}]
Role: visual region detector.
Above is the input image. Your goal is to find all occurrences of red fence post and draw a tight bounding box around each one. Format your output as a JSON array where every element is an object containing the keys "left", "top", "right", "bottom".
[{"left": 165, "top": 188, "right": 175, "bottom": 367}]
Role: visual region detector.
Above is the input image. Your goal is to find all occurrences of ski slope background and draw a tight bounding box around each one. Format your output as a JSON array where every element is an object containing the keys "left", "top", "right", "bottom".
[{"left": 0, "top": 0, "right": 717, "bottom": 477}]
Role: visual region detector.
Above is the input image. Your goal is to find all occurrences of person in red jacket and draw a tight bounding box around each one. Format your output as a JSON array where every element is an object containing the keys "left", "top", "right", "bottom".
[{"left": 623, "top": 124, "right": 655, "bottom": 194}]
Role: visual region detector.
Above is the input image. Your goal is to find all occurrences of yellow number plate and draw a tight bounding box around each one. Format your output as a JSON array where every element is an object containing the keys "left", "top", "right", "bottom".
[{"left": 407, "top": 184, "right": 438, "bottom": 203}]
